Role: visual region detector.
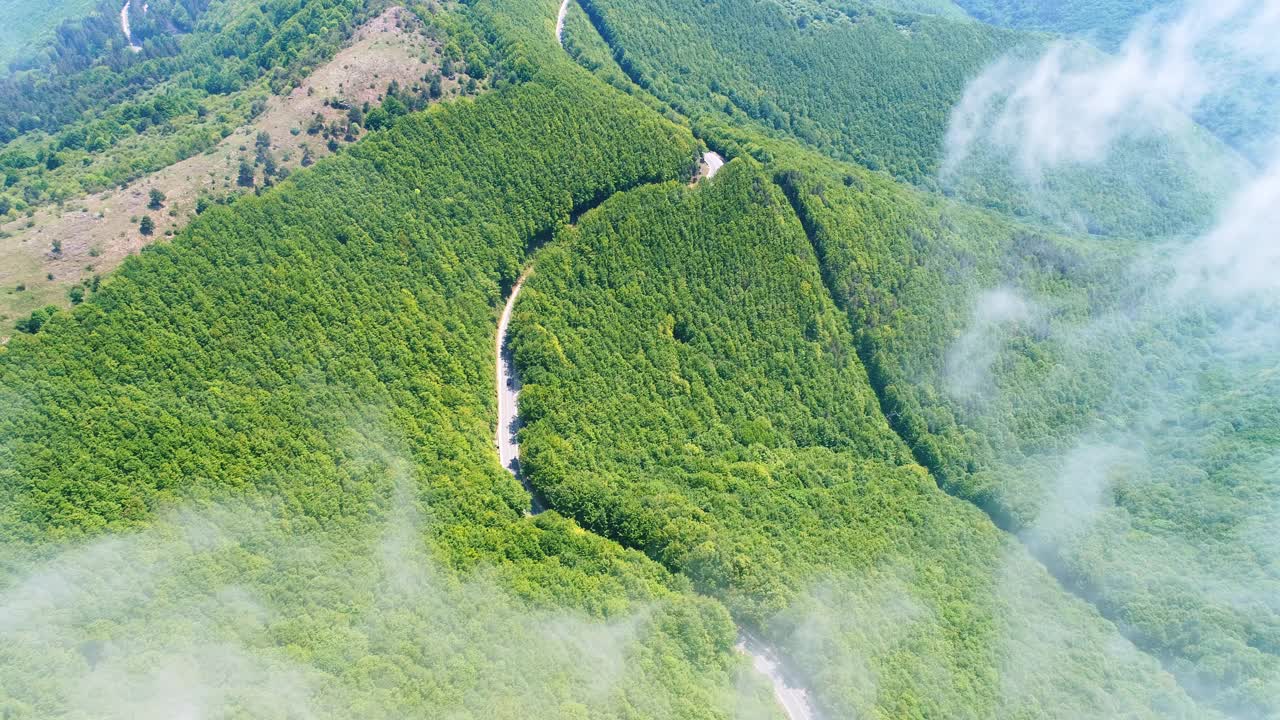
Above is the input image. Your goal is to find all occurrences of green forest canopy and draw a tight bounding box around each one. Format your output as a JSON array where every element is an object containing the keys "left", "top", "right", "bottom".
[
  {"left": 0, "top": 0, "right": 97, "bottom": 65},
  {"left": 572, "top": 0, "right": 1244, "bottom": 238},
  {"left": 0, "top": 0, "right": 1275, "bottom": 717},
  {"left": 0, "top": 44, "right": 788, "bottom": 716},
  {"left": 512, "top": 158, "right": 1205, "bottom": 718}
]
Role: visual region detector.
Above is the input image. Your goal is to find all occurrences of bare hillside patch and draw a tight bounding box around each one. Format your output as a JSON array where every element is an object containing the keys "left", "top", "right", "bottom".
[{"left": 0, "top": 6, "right": 480, "bottom": 339}]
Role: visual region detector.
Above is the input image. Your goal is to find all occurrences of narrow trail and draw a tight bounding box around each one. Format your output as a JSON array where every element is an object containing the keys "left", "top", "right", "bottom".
[{"left": 120, "top": 0, "right": 142, "bottom": 52}]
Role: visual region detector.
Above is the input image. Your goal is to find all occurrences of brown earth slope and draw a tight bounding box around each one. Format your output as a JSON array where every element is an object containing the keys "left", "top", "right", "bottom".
[{"left": 0, "top": 6, "right": 478, "bottom": 339}]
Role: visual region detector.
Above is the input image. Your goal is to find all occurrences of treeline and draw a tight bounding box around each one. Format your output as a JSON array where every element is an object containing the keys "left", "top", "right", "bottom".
[
  {"left": 0, "top": 53, "right": 777, "bottom": 714},
  {"left": 511, "top": 159, "right": 1205, "bottom": 719}
]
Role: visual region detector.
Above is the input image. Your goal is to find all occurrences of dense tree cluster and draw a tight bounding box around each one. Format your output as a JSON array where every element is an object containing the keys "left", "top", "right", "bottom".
[
  {"left": 0, "top": 49, "right": 778, "bottom": 715},
  {"left": 573, "top": 0, "right": 1243, "bottom": 238},
  {"left": 512, "top": 159, "right": 1205, "bottom": 719}
]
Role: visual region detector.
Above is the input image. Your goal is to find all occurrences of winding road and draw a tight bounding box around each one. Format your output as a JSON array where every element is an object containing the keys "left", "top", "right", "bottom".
[
  {"left": 493, "top": 216, "right": 818, "bottom": 720},
  {"left": 738, "top": 632, "right": 817, "bottom": 720},
  {"left": 487, "top": 11, "right": 821, "bottom": 718},
  {"left": 120, "top": 0, "right": 142, "bottom": 52}
]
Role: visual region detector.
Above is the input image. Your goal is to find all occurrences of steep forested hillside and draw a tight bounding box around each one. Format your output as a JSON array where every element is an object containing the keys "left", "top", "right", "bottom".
[
  {"left": 513, "top": 159, "right": 1206, "bottom": 718},
  {"left": 0, "top": 2, "right": 482, "bottom": 337},
  {"left": 573, "top": 0, "right": 1243, "bottom": 238},
  {"left": 0, "top": 0, "right": 97, "bottom": 65},
  {"left": 700, "top": 122, "right": 1280, "bottom": 717},
  {"left": 871, "top": 0, "right": 969, "bottom": 18},
  {"left": 1, "top": 0, "right": 1274, "bottom": 716},
  {"left": 0, "top": 34, "right": 794, "bottom": 713},
  {"left": 582, "top": 0, "right": 1019, "bottom": 186}
]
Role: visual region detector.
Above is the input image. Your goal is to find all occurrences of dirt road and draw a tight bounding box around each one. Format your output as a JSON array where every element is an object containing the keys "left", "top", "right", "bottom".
[
  {"left": 496, "top": 271, "right": 544, "bottom": 514},
  {"left": 701, "top": 151, "right": 725, "bottom": 178},
  {"left": 557, "top": 0, "right": 571, "bottom": 46},
  {"left": 499, "top": 17, "right": 820, "bottom": 718},
  {"left": 121, "top": 0, "right": 141, "bottom": 52},
  {"left": 738, "top": 632, "right": 819, "bottom": 720},
  {"left": 693, "top": 151, "right": 725, "bottom": 183}
]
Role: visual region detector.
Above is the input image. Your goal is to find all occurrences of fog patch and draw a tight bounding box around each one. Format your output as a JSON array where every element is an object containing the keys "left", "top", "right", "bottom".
[
  {"left": 0, "top": 465, "right": 709, "bottom": 719},
  {"left": 943, "top": 0, "right": 1280, "bottom": 182},
  {"left": 935, "top": 4, "right": 1280, "bottom": 708},
  {"left": 945, "top": 287, "right": 1039, "bottom": 399},
  {"left": 1172, "top": 149, "right": 1280, "bottom": 303},
  {"left": 1020, "top": 443, "right": 1141, "bottom": 553},
  {"left": 992, "top": 545, "right": 1196, "bottom": 718},
  {"left": 762, "top": 567, "right": 943, "bottom": 716}
]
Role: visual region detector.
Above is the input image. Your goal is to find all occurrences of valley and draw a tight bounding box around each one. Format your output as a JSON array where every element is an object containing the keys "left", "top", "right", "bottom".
[{"left": 0, "top": 0, "right": 1274, "bottom": 717}]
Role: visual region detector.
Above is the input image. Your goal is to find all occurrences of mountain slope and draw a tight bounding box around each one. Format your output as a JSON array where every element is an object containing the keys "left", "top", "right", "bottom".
[
  {"left": 709, "top": 124, "right": 1280, "bottom": 717},
  {"left": 573, "top": 0, "right": 1244, "bottom": 238},
  {"left": 0, "top": 49, "right": 791, "bottom": 716},
  {"left": 0, "top": 0, "right": 1273, "bottom": 716},
  {"left": 513, "top": 158, "right": 1209, "bottom": 719},
  {"left": 0, "top": 0, "right": 97, "bottom": 65}
]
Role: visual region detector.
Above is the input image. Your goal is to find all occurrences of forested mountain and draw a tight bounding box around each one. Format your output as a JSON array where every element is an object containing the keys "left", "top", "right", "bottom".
[
  {"left": 0, "top": 0, "right": 98, "bottom": 66},
  {"left": 0, "top": 22, "right": 782, "bottom": 714},
  {"left": 0, "top": 0, "right": 489, "bottom": 336},
  {"left": 0, "top": 0, "right": 1275, "bottom": 717},
  {"left": 949, "top": 0, "right": 1173, "bottom": 46},
  {"left": 571, "top": 0, "right": 1245, "bottom": 238},
  {"left": 512, "top": 160, "right": 1204, "bottom": 718}
]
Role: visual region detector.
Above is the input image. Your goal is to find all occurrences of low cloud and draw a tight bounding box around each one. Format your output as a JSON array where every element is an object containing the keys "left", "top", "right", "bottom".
[
  {"left": 943, "top": 0, "right": 1280, "bottom": 182},
  {"left": 945, "top": 287, "right": 1038, "bottom": 399},
  {"left": 1172, "top": 149, "right": 1280, "bottom": 302},
  {"left": 0, "top": 472, "right": 718, "bottom": 719},
  {"left": 936, "top": 5, "right": 1280, "bottom": 712}
]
